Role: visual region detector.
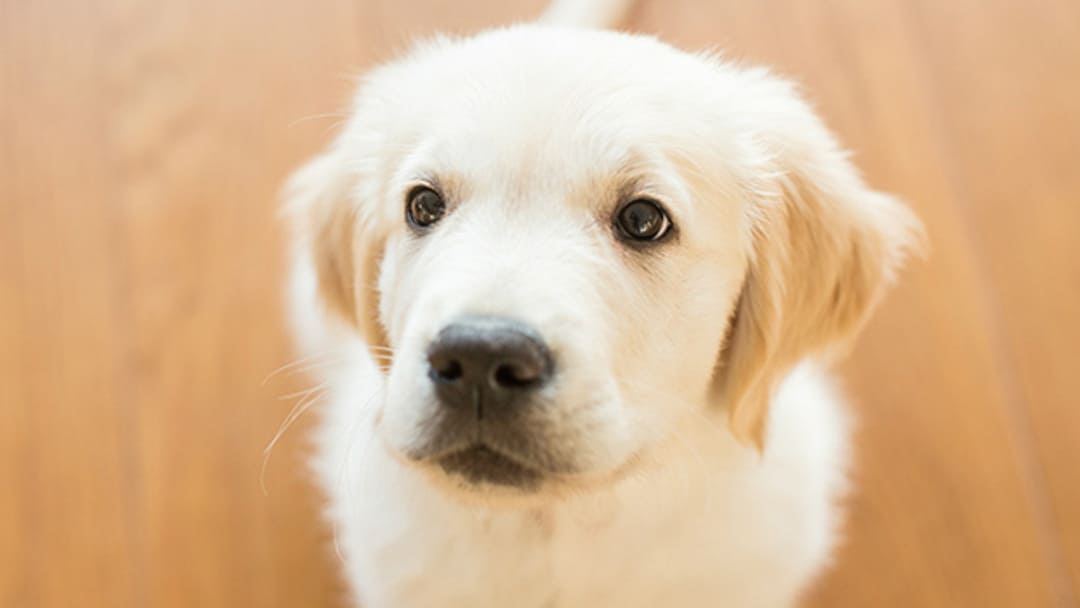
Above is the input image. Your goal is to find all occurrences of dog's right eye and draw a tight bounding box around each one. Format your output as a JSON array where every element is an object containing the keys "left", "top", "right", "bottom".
[
  {"left": 406, "top": 186, "right": 446, "bottom": 229},
  {"left": 615, "top": 198, "right": 672, "bottom": 243}
]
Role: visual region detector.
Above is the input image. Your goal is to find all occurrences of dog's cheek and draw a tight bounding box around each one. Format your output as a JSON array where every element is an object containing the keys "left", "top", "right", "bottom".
[
  {"left": 615, "top": 257, "right": 734, "bottom": 430},
  {"left": 376, "top": 236, "right": 421, "bottom": 350},
  {"left": 379, "top": 344, "right": 438, "bottom": 453},
  {"left": 373, "top": 246, "right": 444, "bottom": 453}
]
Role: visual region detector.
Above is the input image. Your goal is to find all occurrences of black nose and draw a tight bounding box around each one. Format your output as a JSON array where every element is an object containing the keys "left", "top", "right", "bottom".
[{"left": 427, "top": 316, "right": 553, "bottom": 415}]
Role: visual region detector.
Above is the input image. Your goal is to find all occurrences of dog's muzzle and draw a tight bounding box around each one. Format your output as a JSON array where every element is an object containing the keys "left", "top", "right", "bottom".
[{"left": 419, "top": 315, "right": 557, "bottom": 488}]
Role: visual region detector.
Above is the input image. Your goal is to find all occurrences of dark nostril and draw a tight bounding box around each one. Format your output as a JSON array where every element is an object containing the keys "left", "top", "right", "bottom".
[
  {"left": 493, "top": 362, "right": 542, "bottom": 389},
  {"left": 431, "top": 358, "right": 463, "bottom": 382}
]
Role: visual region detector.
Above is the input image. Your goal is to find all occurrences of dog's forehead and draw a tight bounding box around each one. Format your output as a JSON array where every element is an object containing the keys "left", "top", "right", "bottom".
[
  {"left": 371, "top": 27, "right": 731, "bottom": 192},
  {"left": 422, "top": 125, "right": 634, "bottom": 201}
]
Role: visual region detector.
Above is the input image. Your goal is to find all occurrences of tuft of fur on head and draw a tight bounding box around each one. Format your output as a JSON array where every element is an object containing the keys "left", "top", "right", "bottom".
[{"left": 540, "top": 0, "right": 637, "bottom": 29}]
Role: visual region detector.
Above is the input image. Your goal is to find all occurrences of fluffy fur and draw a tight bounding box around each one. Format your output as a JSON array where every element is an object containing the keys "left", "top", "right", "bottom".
[{"left": 285, "top": 10, "right": 921, "bottom": 607}]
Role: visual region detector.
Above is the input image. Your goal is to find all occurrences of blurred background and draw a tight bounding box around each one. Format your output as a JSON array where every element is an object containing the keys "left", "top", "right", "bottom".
[{"left": 2, "top": 0, "right": 1078, "bottom": 606}]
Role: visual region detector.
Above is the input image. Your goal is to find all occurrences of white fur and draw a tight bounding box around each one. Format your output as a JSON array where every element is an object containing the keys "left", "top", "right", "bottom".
[
  {"left": 294, "top": 268, "right": 850, "bottom": 608},
  {"left": 286, "top": 12, "right": 919, "bottom": 608}
]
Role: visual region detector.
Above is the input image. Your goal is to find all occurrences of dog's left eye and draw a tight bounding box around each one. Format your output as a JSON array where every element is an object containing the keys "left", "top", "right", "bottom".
[
  {"left": 615, "top": 198, "right": 672, "bottom": 242},
  {"left": 406, "top": 186, "right": 446, "bottom": 229}
]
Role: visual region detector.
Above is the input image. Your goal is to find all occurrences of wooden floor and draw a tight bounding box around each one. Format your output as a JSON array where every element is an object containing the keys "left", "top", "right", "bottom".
[{"left": 3, "top": 0, "right": 1079, "bottom": 606}]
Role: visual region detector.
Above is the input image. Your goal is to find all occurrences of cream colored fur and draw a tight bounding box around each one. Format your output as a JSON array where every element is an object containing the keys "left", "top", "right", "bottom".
[{"left": 285, "top": 4, "right": 921, "bottom": 606}]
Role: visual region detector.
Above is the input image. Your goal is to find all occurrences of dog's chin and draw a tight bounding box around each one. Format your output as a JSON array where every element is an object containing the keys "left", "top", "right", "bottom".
[
  {"left": 392, "top": 443, "right": 646, "bottom": 510},
  {"left": 411, "top": 445, "right": 562, "bottom": 509},
  {"left": 437, "top": 445, "right": 545, "bottom": 490},
  {"left": 387, "top": 445, "right": 596, "bottom": 509}
]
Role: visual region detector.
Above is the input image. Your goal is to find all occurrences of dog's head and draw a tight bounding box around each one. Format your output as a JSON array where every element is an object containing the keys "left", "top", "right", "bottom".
[{"left": 287, "top": 27, "right": 921, "bottom": 502}]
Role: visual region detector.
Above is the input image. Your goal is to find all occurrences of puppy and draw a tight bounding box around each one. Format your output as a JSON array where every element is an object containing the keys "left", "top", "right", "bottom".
[{"left": 285, "top": 1, "right": 922, "bottom": 605}]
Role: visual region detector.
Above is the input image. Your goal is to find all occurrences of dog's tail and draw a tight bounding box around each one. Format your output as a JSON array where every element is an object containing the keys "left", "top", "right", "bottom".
[{"left": 539, "top": 0, "right": 636, "bottom": 29}]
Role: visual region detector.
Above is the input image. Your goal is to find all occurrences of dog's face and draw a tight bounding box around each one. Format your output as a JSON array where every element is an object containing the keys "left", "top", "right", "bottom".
[{"left": 288, "top": 27, "right": 921, "bottom": 502}]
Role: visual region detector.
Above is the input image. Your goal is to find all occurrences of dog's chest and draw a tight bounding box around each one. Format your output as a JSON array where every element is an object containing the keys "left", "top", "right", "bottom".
[{"left": 362, "top": 496, "right": 739, "bottom": 608}]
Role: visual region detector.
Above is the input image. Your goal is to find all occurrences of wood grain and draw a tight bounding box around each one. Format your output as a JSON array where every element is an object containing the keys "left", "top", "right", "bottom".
[{"left": 2, "top": 1, "right": 1077, "bottom": 606}]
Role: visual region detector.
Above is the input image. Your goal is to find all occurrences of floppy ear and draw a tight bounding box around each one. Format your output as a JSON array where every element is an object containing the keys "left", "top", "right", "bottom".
[
  {"left": 714, "top": 117, "right": 924, "bottom": 449},
  {"left": 284, "top": 148, "right": 391, "bottom": 362}
]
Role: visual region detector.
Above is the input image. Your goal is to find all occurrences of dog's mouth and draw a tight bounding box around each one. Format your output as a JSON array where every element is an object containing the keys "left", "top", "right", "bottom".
[{"left": 437, "top": 444, "right": 545, "bottom": 489}]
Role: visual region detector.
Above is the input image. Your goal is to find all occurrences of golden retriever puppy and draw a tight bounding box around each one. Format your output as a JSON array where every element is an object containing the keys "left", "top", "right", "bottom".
[{"left": 285, "top": 1, "right": 922, "bottom": 605}]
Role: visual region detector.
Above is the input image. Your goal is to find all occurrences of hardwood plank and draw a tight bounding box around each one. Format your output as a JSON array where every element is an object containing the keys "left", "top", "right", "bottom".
[
  {"left": 905, "top": 0, "right": 1080, "bottom": 600},
  {"left": 99, "top": 2, "right": 363, "bottom": 606},
  {"left": 0, "top": 2, "right": 141, "bottom": 606}
]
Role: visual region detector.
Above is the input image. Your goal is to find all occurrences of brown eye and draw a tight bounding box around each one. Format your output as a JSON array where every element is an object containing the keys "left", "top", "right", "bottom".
[
  {"left": 615, "top": 198, "right": 672, "bottom": 242},
  {"left": 406, "top": 186, "right": 446, "bottom": 229}
]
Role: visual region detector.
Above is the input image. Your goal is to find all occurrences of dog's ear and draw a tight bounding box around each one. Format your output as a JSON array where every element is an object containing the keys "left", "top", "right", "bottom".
[
  {"left": 714, "top": 108, "right": 924, "bottom": 449},
  {"left": 284, "top": 148, "right": 391, "bottom": 360}
]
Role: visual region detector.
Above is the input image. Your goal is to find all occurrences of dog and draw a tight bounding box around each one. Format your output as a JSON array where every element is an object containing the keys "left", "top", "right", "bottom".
[{"left": 284, "top": 0, "right": 923, "bottom": 605}]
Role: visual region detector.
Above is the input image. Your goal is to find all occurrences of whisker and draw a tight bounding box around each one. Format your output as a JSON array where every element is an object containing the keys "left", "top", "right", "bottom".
[
  {"left": 267, "top": 360, "right": 350, "bottom": 399},
  {"left": 321, "top": 117, "right": 351, "bottom": 138},
  {"left": 276, "top": 384, "right": 335, "bottom": 400},
  {"left": 287, "top": 112, "right": 349, "bottom": 130},
  {"left": 260, "top": 383, "right": 330, "bottom": 495},
  {"left": 261, "top": 349, "right": 346, "bottom": 386}
]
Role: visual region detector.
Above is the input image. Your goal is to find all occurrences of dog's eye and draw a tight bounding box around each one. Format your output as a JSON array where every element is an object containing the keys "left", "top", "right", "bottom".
[
  {"left": 406, "top": 186, "right": 446, "bottom": 229},
  {"left": 615, "top": 198, "right": 671, "bottom": 242}
]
